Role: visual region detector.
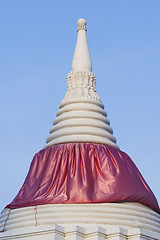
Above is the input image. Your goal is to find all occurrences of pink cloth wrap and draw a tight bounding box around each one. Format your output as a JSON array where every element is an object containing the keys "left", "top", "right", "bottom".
[{"left": 7, "top": 143, "right": 160, "bottom": 213}]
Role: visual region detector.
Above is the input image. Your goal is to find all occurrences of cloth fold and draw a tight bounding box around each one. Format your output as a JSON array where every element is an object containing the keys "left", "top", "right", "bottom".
[{"left": 7, "top": 143, "right": 160, "bottom": 214}]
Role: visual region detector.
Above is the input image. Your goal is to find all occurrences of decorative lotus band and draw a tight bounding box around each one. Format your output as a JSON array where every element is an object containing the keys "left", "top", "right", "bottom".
[{"left": 63, "top": 71, "right": 101, "bottom": 102}]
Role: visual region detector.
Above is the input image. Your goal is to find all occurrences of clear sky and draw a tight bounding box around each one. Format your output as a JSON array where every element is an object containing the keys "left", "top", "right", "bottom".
[{"left": 0, "top": 0, "right": 160, "bottom": 212}]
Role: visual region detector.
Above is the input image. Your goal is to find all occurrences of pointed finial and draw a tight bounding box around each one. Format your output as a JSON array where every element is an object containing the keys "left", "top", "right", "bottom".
[
  {"left": 77, "top": 18, "right": 87, "bottom": 31},
  {"left": 72, "top": 18, "right": 92, "bottom": 72}
]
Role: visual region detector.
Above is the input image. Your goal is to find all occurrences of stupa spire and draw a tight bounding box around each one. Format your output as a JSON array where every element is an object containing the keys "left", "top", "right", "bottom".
[
  {"left": 44, "top": 18, "right": 117, "bottom": 148},
  {"left": 72, "top": 18, "right": 92, "bottom": 72}
]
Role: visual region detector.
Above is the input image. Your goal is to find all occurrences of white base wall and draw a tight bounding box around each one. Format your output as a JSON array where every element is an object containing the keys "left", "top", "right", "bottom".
[
  {"left": 0, "top": 203, "right": 160, "bottom": 239},
  {"left": 0, "top": 224, "right": 160, "bottom": 240}
]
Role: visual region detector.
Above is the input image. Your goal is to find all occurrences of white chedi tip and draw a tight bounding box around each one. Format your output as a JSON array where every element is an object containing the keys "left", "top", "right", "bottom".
[
  {"left": 72, "top": 18, "right": 92, "bottom": 72},
  {"left": 44, "top": 19, "right": 118, "bottom": 148}
]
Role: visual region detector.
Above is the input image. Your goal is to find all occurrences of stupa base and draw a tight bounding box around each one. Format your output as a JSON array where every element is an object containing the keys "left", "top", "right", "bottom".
[
  {"left": 0, "top": 224, "right": 160, "bottom": 240},
  {"left": 0, "top": 203, "right": 160, "bottom": 239}
]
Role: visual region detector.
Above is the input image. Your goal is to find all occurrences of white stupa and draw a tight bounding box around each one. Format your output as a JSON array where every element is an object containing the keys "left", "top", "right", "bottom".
[{"left": 0, "top": 19, "right": 160, "bottom": 240}]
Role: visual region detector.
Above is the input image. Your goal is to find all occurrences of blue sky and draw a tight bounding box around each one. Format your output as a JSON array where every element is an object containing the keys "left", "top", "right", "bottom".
[{"left": 0, "top": 0, "right": 160, "bottom": 212}]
